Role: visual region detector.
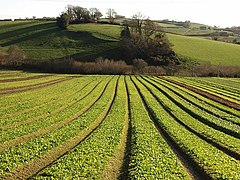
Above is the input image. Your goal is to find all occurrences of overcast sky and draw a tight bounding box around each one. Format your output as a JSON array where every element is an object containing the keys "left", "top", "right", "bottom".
[{"left": 0, "top": 0, "right": 239, "bottom": 27}]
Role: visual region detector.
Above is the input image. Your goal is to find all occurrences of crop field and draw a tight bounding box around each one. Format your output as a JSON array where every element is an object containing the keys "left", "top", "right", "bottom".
[{"left": 0, "top": 70, "right": 240, "bottom": 179}]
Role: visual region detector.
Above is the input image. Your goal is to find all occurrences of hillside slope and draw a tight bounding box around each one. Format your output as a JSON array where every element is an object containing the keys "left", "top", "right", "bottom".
[
  {"left": 0, "top": 21, "right": 240, "bottom": 66},
  {"left": 0, "top": 21, "right": 121, "bottom": 61},
  {"left": 167, "top": 33, "right": 240, "bottom": 66}
]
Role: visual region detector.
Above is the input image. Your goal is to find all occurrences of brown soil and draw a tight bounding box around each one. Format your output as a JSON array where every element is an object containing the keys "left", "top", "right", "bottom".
[
  {"left": 0, "top": 74, "right": 54, "bottom": 83},
  {"left": 159, "top": 77, "right": 240, "bottom": 111},
  {"left": 0, "top": 77, "right": 71, "bottom": 95}
]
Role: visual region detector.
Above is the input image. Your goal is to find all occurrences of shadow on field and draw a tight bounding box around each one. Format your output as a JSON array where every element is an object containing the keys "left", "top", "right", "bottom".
[
  {"left": 1, "top": 27, "right": 58, "bottom": 46},
  {"left": 0, "top": 21, "right": 121, "bottom": 62},
  {"left": 67, "top": 46, "right": 121, "bottom": 61},
  {"left": 0, "top": 22, "right": 57, "bottom": 46},
  {"left": 0, "top": 21, "right": 38, "bottom": 30}
]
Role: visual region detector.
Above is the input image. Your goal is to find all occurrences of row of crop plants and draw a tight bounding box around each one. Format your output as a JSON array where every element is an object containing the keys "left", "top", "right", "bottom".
[
  {"left": 0, "top": 76, "right": 118, "bottom": 178},
  {"left": 0, "top": 75, "right": 65, "bottom": 90},
  {"left": 133, "top": 76, "right": 240, "bottom": 179},
  {"left": 183, "top": 77, "right": 240, "bottom": 100},
  {"left": 0, "top": 76, "right": 112, "bottom": 154},
  {"left": 147, "top": 77, "right": 240, "bottom": 138},
  {"left": 0, "top": 76, "right": 100, "bottom": 124},
  {"left": 186, "top": 77, "right": 240, "bottom": 94},
  {"left": 151, "top": 77, "right": 240, "bottom": 122},
  {"left": 168, "top": 77, "right": 240, "bottom": 104},
  {"left": 32, "top": 76, "right": 127, "bottom": 179},
  {"left": 0, "top": 78, "right": 101, "bottom": 145},
  {"left": 126, "top": 76, "right": 190, "bottom": 179},
  {"left": 1, "top": 74, "right": 239, "bottom": 179},
  {"left": 141, "top": 77, "right": 240, "bottom": 158},
  {"left": 1, "top": 75, "right": 192, "bottom": 179},
  {"left": 0, "top": 76, "right": 97, "bottom": 115},
  {"left": 157, "top": 77, "right": 240, "bottom": 118}
]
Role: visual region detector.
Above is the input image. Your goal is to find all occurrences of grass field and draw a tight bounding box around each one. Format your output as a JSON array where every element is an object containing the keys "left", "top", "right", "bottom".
[
  {"left": 0, "top": 21, "right": 121, "bottom": 61},
  {"left": 0, "top": 69, "right": 240, "bottom": 179},
  {"left": 167, "top": 33, "right": 240, "bottom": 66},
  {"left": 0, "top": 21, "right": 240, "bottom": 66}
]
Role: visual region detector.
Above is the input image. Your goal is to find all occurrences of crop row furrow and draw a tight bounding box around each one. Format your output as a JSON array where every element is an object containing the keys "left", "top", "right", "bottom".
[
  {"left": 146, "top": 77, "right": 240, "bottom": 139},
  {"left": 134, "top": 76, "right": 240, "bottom": 179},
  {"left": 1, "top": 76, "right": 119, "bottom": 179},
  {"left": 192, "top": 78, "right": 240, "bottom": 94},
  {"left": 160, "top": 77, "right": 240, "bottom": 110},
  {"left": 157, "top": 77, "right": 240, "bottom": 118},
  {"left": 0, "top": 77, "right": 97, "bottom": 127},
  {"left": 0, "top": 73, "right": 43, "bottom": 81},
  {"left": 0, "top": 77, "right": 117, "bottom": 176},
  {"left": 0, "top": 76, "right": 113, "bottom": 151},
  {"left": 126, "top": 76, "right": 190, "bottom": 179},
  {"left": 33, "top": 77, "right": 125, "bottom": 179},
  {"left": 152, "top": 77, "right": 240, "bottom": 133},
  {"left": 0, "top": 76, "right": 86, "bottom": 114},
  {"left": 0, "top": 77, "right": 95, "bottom": 120},
  {"left": 139, "top": 76, "right": 240, "bottom": 159},
  {"left": 171, "top": 77, "right": 240, "bottom": 103},
  {"left": 0, "top": 74, "right": 55, "bottom": 83},
  {"left": 185, "top": 78, "right": 240, "bottom": 102},
  {"left": 184, "top": 77, "right": 240, "bottom": 98},
  {"left": 151, "top": 76, "right": 240, "bottom": 125},
  {"left": 0, "top": 79, "right": 101, "bottom": 130},
  {"left": 0, "top": 75, "right": 63, "bottom": 90},
  {"left": 0, "top": 77, "right": 71, "bottom": 96}
]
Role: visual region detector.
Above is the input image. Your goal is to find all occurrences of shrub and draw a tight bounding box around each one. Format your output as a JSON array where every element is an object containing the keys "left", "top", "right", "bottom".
[{"left": 6, "top": 45, "right": 27, "bottom": 66}]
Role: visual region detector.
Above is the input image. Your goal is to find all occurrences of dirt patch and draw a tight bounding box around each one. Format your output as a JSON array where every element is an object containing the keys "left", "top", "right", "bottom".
[
  {"left": 0, "top": 74, "right": 54, "bottom": 83},
  {"left": 0, "top": 77, "right": 71, "bottom": 95},
  {"left": 160, "top": 77, "right": 240, "bottom": 111}
]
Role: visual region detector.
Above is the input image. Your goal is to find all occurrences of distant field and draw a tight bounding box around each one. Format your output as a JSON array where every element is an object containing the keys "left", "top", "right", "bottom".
[
  {"left": 167, "top": 33, "right": 240, "bottom": 66},
  {"left": 0, "top": 21, "right": 121, "bottom": 61},
  {"left": 0, "top": 69, "right": 240, "bottom": 179},
  {"left": 0, "top": 21, "right": 240, "bottom": 66}
]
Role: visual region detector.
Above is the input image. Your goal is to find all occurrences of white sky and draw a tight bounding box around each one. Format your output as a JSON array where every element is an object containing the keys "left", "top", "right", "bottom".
[{"left": 0, "top": 0, "right": 239, "bottom": 27}]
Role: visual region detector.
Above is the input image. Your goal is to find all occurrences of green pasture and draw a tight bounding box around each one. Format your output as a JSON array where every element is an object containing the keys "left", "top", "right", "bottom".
[
  {"left": 0, "top": 20, "right": 239, "bottom": 66},
  {"left": 167, "top": 33, "right": 240, "bottom": 66}
]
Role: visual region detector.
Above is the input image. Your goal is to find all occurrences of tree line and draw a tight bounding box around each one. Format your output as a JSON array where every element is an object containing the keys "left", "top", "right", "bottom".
[
  {"left": 57, "top": 5, "right": 102, "bottom": 29},
  {"left": 57, "top": 5, "right": 121, "bottom": 30}
]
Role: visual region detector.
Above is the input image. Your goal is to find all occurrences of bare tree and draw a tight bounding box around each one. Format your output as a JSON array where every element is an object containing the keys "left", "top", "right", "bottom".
[
  {"left": 89, "top": 8, "right": 102, "bottom": 20},
  {"left": 66, "top": 5, "right": 75, "bottom": 21},
  {"left": 144, "top": 18, "right": 158, "bottom": 37},
  {"left": 106, "top": 8, "right": 117, "bottom": 23},
  {"left": 130, "top": 12, "right": 145, "bottom": 35},
  {"left": 71, "top": 6, "right": 90, "bottom": 22}
]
